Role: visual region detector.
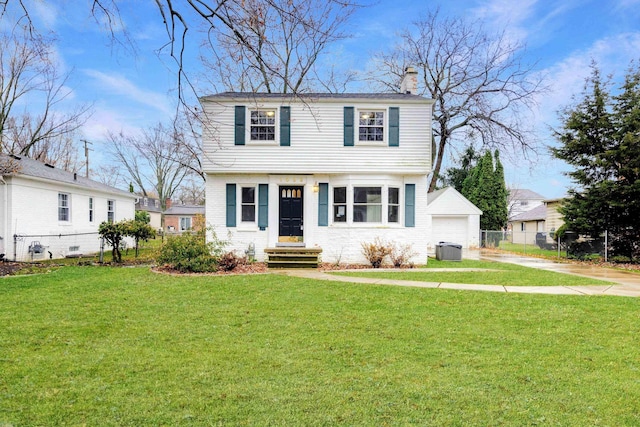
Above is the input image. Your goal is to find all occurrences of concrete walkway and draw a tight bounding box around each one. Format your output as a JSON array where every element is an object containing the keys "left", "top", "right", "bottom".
[{"left": 277, "top": 251, "right": 640, "bottom": 297}]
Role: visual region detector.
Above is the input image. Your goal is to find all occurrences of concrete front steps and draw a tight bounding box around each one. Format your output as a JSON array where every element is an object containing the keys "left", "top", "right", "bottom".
[{"left": 264, "top": 247, "right": 322, "bottom": 269}]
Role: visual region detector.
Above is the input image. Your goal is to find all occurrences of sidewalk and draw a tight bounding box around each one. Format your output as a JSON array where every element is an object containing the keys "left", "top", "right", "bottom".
[{"left": 277, "top": 251, "right": 640, "bottom": 297}]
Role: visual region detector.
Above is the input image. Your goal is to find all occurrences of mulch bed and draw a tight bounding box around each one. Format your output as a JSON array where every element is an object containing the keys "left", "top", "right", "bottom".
[{"left": 0, "top": 262, "right": 32, "bottom": 276}]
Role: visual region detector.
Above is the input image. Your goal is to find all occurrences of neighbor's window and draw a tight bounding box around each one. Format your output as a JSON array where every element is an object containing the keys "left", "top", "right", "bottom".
[
  {"left": 520, "top": 200, "right": 529, "bottom": 206},
  {"left": 58, "top": 193, "right": 70, "bottom": 221},
  {"left": 107, "top": 200, "right": 115, "bottom": 223},
  {"left": 89, "top": 197, "right": 94, "bottom": 222},
  {"left": 353, "top": 187, "right": 382, "bottom": 222},
  {"left": 180, "top": 217, "right": 192, "bottom": 231},
  {"left": 358, "top": 110, "right": 384, "bottom": 142},
  {"left": 333, "top": 186, "right": 347, "bottom": 223},
  {"left": 250, "top": 109, "right": 276, "bottom": 141},
  {"left": 241, "top": 187, "right": 256, "bottom": 222},
  {"left": 520, "top": 222, "right": 526, "bottom": 232},
  {"left": 388, "top": 187, "right": 399, "bottom": 223}
]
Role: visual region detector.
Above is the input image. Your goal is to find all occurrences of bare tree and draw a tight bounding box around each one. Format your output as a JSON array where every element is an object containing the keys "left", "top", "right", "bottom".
[
  {"left": 199, "top": 0, "right": 358, "bottom": 93},
  {"left": 368, "top": 9, "right": 546, "bottom": 192},
  {"left": 0, "top": 24, "right": 91, "bottom": 168},
  {"left": 174, "top": 178, "right": 205, "bottom": 205},
  {"left": 107, "top": 122, "right": 194, "bottom": 210}
]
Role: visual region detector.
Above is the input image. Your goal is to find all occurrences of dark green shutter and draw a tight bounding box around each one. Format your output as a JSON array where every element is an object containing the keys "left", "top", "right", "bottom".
[
  {"left": 234, "top": 106, "right": 245, "bottom": 146},
  {"left": 258, "top": 184, "right": 268, "bottom": 230},
  {"left": 226, "top": 184, "right": 236, "bottom": 227},
  {"left": 318, "top": 183, "right": 329, "bottom": 226},
  {"left": 344, "top": 107, "right": 354, "bottom": 146},
  {"left": 280, "top": 107, "right": 290, "bottom": 146},
  {"left": 405, "top": 184, "right": 415, "bottom": 228},
  {"left": 389, "top": 107, "right": 399, "bottom": 147}
]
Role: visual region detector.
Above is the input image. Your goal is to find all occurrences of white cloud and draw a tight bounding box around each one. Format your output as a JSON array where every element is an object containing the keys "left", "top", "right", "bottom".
[{"left": 82, "top": 69, "right": 174, "bottom": 117}]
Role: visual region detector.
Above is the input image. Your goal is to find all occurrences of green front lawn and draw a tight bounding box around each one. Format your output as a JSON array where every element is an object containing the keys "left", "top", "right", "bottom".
[
  {"left": 334, "top": 258, "right": 614, "bottom": 287},
  {"left": 1, "top": 266, "right": 639, "bottom": 425},
  {"left": 498, "top": 241, "right": 566, "bottom": 258}
]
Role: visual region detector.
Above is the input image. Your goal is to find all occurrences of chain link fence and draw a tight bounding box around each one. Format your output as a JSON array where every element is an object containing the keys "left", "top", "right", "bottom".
[
  {"left": 9, "top": 232, "right": 135, "bottom": 262},
  {"left": 481, "top": 229, "right": 609, "bottom": 260}
]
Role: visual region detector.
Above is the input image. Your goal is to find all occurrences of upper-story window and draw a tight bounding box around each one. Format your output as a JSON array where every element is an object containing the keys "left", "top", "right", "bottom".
[
  {"left": 358, "top": 110, "right": 385, "bottom": 142},
  {"left": 250, "top": 110, "right": 276, "bottom": 141},
  {"left": 58, "top": 193, "right": 70, "bottom": 221}
]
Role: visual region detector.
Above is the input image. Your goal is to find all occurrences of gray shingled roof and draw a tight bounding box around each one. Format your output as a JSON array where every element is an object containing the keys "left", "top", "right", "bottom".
[
  {"left": 164, "top": 204, "right": 205, "bottom": 216},
  {"left": 510, "top": 204, "right": 547, "bottom": 222},
  {"left": 509, "top": 188, "right": 546, "bottom": 200},
  {"left": 2, "top": 154, "right": 134, "bottom": 198},
  {"left": 201, "top": 92, "right": 431, "bottom": 102}
]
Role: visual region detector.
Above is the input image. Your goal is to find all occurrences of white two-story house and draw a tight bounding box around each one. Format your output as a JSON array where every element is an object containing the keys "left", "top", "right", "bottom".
[{"left": 200, "top": 69, "right": 434, "bottom": 264}]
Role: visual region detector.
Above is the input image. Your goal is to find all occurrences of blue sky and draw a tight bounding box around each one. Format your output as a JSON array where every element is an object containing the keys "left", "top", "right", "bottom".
[{"left": 14, "top": 0, "right": 640, "bottom": 199}]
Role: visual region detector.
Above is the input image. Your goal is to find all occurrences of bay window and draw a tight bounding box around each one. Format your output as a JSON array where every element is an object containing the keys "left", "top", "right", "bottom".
[{"left": 353, "top": 187, "right": 382, "bottom": 223}]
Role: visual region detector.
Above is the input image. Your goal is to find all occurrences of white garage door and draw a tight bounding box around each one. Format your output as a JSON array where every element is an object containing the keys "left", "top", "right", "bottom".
[{"left": 432, "top": 216, "right": 469, "bottom": 248}]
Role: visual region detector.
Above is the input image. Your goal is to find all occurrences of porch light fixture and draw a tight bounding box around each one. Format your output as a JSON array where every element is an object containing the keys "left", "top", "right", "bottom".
[{"left": 313, "top": 182, "right": 319, "bottom": 193}]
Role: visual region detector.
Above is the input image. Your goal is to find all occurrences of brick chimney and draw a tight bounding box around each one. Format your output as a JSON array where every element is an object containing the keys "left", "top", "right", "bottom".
[
  {"left": 165, "top": 198, "right": 172, "bottom": 210},
  {"left": 400, "top": 66, "right": 418, "bottom": 95}
]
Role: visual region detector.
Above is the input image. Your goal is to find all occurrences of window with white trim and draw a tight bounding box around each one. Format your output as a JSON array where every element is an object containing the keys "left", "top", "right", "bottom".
[
  {"left": 520, "top": 222, "right": 526, "bottom": 232},
  {"left": 388, "top": 187, "right": 399, "bottom": 223},
  {"left": 58, "top": 193, "right": 70, "bottom": 221},
  {"left": 89, "top": 197, "right": 94, "bottom": 222},
  {"left": 241, "top": 187, "right": 256, "bottom": 222},
  {"left": 333, "top": 187, "right": 347, "bottom": 222},
  {"left": 353, "top": 187, "right": 382, "bottom": 223},
  {"left": 358, "top": 110, "right": 385, "bottom": 142},
  {"left": 107, "top": 200, "right": 115, "bottom": 223},
  {"left": 250, "top": 109, "right": 276, "bottom": 141},
  {"left": 180, "top": 217, "right": 192, "bottom": 231}
]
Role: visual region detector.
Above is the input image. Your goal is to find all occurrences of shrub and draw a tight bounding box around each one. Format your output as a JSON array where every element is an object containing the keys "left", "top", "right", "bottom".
[
  {"left": 157, "top": 227, "right": 226, "bottom": 273},
  {"left": 610, "top": 255, "right": 632, "bottom": 264},
  {"left": 361, "top": 237, "right": 392, "bottom": 268},
  {"left": 218, "top": 251, "right": 243, "bottom": 272},
  {"left": 389, "top": 242, "right": 417, "bottom": 268}
]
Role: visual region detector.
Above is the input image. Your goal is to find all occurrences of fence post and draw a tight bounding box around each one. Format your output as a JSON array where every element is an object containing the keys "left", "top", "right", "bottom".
[
  {"left": 605, "top": 230, "right": 608, "bottom": 263},
  {"left": 557, "top": 234, "right": 561, "bottom": 259},
  {"left": 99, "top": 237, "right": 105, "bottom": 263},
  {"left": 13, "top": 234, "right": 17, "bottom": 262}
]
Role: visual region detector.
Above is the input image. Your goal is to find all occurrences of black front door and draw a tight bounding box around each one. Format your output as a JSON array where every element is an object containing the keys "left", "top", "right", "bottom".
[{"left": 279, "top": 186, "right": 303, "bottom": 239}]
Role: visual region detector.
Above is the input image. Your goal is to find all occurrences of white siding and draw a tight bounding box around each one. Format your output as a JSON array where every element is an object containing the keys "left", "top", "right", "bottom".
[
  {"left": 201, "top": 98, "right": 432, "bottom": 175},
  {"left": 3, "top": 176, "right": 135, "bottom": 261}
]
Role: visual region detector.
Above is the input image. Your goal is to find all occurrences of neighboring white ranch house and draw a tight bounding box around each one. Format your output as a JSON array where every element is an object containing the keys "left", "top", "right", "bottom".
[
  {"left": 200, "top": 69, "right": 435, "bottom": 264},
  {"left": 0, "top": 154, "right": 136, "bottom": 261}
]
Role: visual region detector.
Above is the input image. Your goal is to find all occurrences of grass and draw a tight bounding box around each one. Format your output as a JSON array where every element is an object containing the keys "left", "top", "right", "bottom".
[
  {"left": 333, "top": 258, "right": 614, "bottom": 287},
  {"left": 498, "top": 241, "right": 566, "bottom": 258},
  {"left": 1, "top": 266, "right": 639, "bottom": 425}
]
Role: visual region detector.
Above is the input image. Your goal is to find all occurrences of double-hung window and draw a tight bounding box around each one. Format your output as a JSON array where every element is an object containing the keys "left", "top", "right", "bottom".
[
  {"left": 358, "top": 111, "right": 385, "bottom": 142},
  {"left": 180, "top": 217, "right": 192, "bottom": 231},
  {"left": 89, "top": 197, "right": 94, "bottom": 222},
  {"left": 333, "top": 187, "right": 347, "bottom": 222},
  {"left": 107, "top": 200, "right": 115, "bottom": 223},
  {"left": 241, "top": 187, "right": 256, "bottom": 222},
  {"left": 388, "top": 187, "right": 399, "bottom": 223},
  {"left": 58, "top": 193, "right": 70, "bottom": 221},
  {"left": 353, "top": 187, "right": 382, "bottom": 223},
  {"left": 250, "top": 110, "right": 276, "bottom": 141}
]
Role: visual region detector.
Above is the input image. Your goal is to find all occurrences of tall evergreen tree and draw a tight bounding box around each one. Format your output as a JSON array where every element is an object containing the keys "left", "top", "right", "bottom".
[
  {"left": 553, "top": 63, "right": 640, "bottom": 257},
  {"left": 461, "top": 150, "right": 508, "bottom": 231},
  {"left": 440, "top": 145, "right": 481, "bottom": 192}
]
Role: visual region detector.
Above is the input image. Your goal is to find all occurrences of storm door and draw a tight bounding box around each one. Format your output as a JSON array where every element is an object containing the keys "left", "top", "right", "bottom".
[{"left": 279, "top": 186, "right": 304, "bottom": 242}]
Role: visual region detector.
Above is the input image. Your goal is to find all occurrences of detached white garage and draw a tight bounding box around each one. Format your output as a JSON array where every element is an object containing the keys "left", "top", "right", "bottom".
[{"left": 426, "top": 187, "right": 482, "bottom": 250}]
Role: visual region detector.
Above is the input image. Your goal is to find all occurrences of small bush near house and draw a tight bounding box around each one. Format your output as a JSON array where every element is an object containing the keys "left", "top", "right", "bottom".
[
  {"left": 361, "top": 237, "right": 392, "bottom": 268},
  {"left": 389, "top": 242, "right": 417, "bottom": 268},
  {"left": 157, "top": 228, "right": 227, "bottom": 273},
  {"left": 609, "top": 255, "right": 632, "bottom": 264},
  {"left": 218, "top": 251, "right": 244, "bottom": 272}
]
